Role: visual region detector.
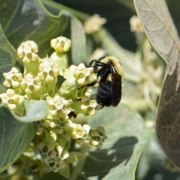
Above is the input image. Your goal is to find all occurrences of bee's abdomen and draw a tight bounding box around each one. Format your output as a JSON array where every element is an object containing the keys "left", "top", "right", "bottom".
[{"left": 96, "top": 80, "right": 111, "bottom": 106}]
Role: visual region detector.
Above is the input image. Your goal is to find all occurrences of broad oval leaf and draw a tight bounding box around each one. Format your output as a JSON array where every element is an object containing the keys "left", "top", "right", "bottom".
[
  {"left": 12, "top": 100, "right": 48, "bottom": 123},
  {"left": 0, "top": 0, "right": 70, "bottom": 57},
  {"left": 133, "top": 0, "right": 180, "bottom": 76},
  {"left": 134, "top": 0, "right": 180, "bottom": 167},
  {"left": 0, "top": 25, "right": 18, "bottom": 83},
  {"left": 77, "top": 104, "right": 148, "bottom": 180},
  {"left": 0, "top": 106, "right": 36, "bottom": 173},
  {"left": 156, "top": 67, "right": 180, "bottom": 167}
]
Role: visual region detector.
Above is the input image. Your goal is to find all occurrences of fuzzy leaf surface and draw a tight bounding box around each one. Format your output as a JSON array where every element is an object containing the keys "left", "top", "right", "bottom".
[
  {"left": 134, "top": 0, "right": 180, "bottom": 167},
  {"left": 77, "top": 104, "right": 148, "bottom": 180},
  {"left": 12, "top": 100, "right": 48, "bottom": 123},
  {"left": 0, "top": 106, "right": 36, "bottom": 173},
  {"left": 0, "top": 25, "right": 18, "bottom": 83},
  {"left": 0, "top": 0, "right": 70, "bottom": 57}
]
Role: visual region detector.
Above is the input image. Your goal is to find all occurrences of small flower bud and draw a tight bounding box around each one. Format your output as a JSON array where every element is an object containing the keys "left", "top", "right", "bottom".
[
  {"left": 38, "top": 57, "right": 59, "bottom": 83},
  {"left": 3, "top": 67, "right": 22, "bottom": 88},
  {"left": 17, "top": 40, "right": 38, "bottom": 63},
  {"left": 46, "top": 95, "right": 70, "bottom": 120},
  {"left": 129, "top": 15, "right": 143, "bottom": 32},
  {"left": 51, "top": 36, "right": 71, "bottom": 53},
  {"left": 73, "top": 63, "right": 97, "bottom": 86},
  {"left": 0, "top": 89, "right": 24, "bottom": 110},
  {"left": 56, "top": 145, "right": 69, "bottom": 160},
  {"left": 63, "top": 65, "right": 77, "bottom": 80},
  {"left": 84, "top": 14, "right": 106, "bottom": 34},
  {"left": 81, "top": 99, "right": 98, "bottom": 116},
  {"left": 20, "top": 73, "right": 41, "bottom": 94},
  {"left": 89, "top": 126, "right": 107, "bottom": 148},
  {"left": 84, "top": 88, "right": 96, "bottom": 99},
  {"left": 71, "top": 124, "right": 91, "bottom": 140}
]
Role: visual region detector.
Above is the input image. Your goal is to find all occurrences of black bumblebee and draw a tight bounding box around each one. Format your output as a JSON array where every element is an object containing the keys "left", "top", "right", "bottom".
[{"left": 89, "top": 56, "right": 124, "bottom": 107}]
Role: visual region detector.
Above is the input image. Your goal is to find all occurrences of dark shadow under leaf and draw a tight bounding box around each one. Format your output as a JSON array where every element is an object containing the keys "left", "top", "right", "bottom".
[{"left": 78, "top": 136, "right": 138, "bottom": 180}]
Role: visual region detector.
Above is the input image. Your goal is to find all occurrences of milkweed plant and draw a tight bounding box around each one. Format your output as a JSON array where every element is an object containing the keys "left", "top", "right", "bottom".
[
  {"left": 0, "top": 13, "right": 114, "bottom": 178},
  {"left": 0, "top": 2, "right": 166, "bottom": 180}
]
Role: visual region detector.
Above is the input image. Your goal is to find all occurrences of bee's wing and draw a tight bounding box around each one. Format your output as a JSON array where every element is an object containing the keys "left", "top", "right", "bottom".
[{"left": 111, "top": 69, "right": 122, "bottom": 107}]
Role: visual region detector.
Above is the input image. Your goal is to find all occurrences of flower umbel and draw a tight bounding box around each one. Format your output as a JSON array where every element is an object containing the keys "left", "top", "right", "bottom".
[{"left": 0, "top": 37, "right": 109, "bottom": 178}]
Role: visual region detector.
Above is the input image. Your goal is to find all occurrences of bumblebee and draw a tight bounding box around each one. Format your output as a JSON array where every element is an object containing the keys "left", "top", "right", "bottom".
[{"left": 89, "top": 56, "right": 124, "bottom": 107}]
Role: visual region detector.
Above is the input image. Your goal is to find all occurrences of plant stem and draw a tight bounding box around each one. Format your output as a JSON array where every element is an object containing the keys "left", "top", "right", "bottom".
[
  {"left": 122, "top": 98, "right": 149, "bottom": 112},
  {"left": 70, "top": 143, "right": 90, "bottom": 180}
]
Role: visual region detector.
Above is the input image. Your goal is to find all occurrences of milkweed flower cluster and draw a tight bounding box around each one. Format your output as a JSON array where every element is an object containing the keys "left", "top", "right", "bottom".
[
  {"left": 84, "top": 14, "right": 107, "bottom": 34},
  {"left": 0, "top": 36, "right": 107, "bottom": 175}
]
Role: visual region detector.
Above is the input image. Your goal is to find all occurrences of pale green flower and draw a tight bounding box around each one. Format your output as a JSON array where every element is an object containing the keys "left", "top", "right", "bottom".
[
  {"left": 51, "top": 36, "right": 71, "bottom": 53},
  {"left": 71, "top": 124, "right": 91, "bottom": 140},
  {"left": 129, "top": 15, "right": 143, "bottom": 32},
  {"left": 0, "top": 89, "right": 24, "bottom": 110},
  {"left": 3, "top": 67, "right": 22, "bottom": 88},
  {"left": 81, "top": 99, "right": 98, "bottom": 116},
  {"left": 73, "top": 63, "right": 97, "bottom": 86},
  {"left": 89, "top": 126, "right": 107, "bottom": 148},
  {"left": 84, "top": 14, "right": 107, "bottom": 34},
  {"left": 17, "top": 40, "right": 38, "bottom": 63},
  {"left": 20, "top": 73, "right": 41, "bottom": 94},
  {"left": 38, "top": 56, "right": 59, "bottom": 83},
  {"left": 17, "top": 40, "right": 40, "bottom": 76},
  {"left": 46, "top": 95, "right": 71, "bottom": 120}
]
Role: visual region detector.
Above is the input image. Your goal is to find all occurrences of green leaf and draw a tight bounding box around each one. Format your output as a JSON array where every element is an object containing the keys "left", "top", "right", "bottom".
[
  {"left": 0, "top": 0, "right": 70, "bottom": 57},
  {"left": 70, "top": 16, "right": 87, "bottom": 65},
  {"left": 76, "top": 104, "right": 148, "bottom": 180},
  {"left": 133, "top": 0, "right": 180, "bottom": 76},
  {"left": 69, "top": 101, "right": 84, "bottom": 114},
  {"left": 0, "top": 106, "right": 36, "bottom": 173},
  {"left": 58, "top": 165, "right": 70, "bottom": 179},
  {"left": 0, "top": 25, "right": 18, "bottom": 83},
  {"left": 156, "top": 68, "right": 180, "bottom": 167},
  {"left": 12, "top": 100, "right": 48, "bottom": 123},
  {"left": 133, "top": 0, "right": 180, "bottom": 168}
]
